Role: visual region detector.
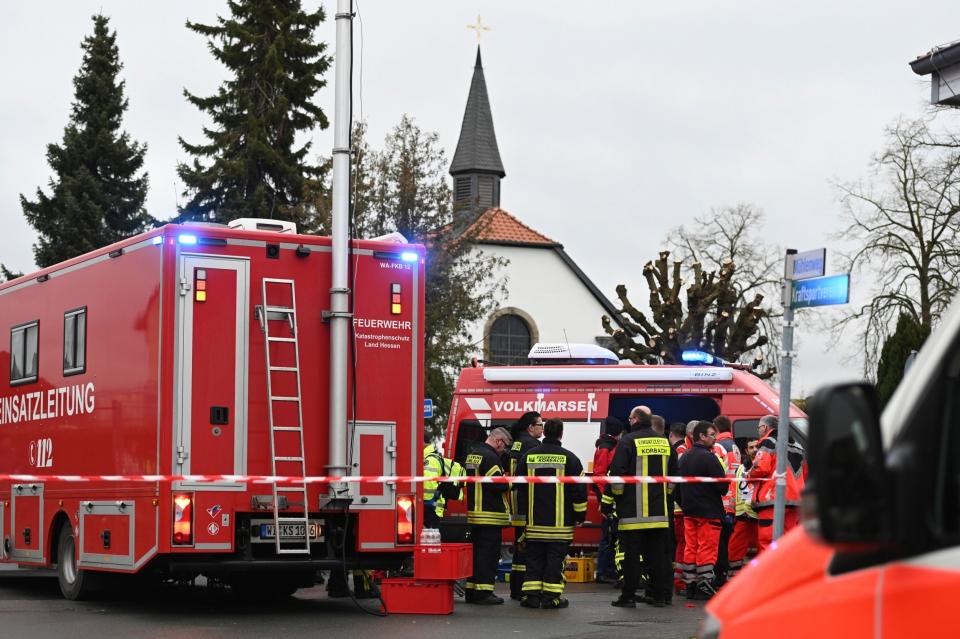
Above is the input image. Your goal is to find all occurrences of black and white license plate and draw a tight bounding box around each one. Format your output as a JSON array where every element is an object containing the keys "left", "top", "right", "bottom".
[{"left": 258, "top": 522, "right": 321, "bottom": 541}]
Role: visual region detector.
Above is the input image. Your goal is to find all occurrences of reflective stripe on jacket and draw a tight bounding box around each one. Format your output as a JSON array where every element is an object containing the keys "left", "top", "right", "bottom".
[
  {"left": 749, "top": 430, "right": 806, "bottom": 511},
  {"left": 508, "top": 432, "right": 541, "bottom": 525},
  {"left": 606, "top": 427, "right": 679, "bottom": 531},
  {"left": 516, "top": 437, "right": 587, "bottom": 541},
  {"left": 465, "top": 441, "right": 510, "bottom": 526},
  {"left": 715, "top": 432, "right": 742, "bottom": 514}
]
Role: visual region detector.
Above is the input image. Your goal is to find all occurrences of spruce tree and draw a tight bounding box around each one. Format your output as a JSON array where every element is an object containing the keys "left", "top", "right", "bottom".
[
  {"left": 876, "top": 313, "right": 930, "bottom": 408},
  {"left": 21, "top": 15, "right": 151, "bottom": 268},
  {"left": 178, "top": 0, "right": 331, "bottom": 224}
]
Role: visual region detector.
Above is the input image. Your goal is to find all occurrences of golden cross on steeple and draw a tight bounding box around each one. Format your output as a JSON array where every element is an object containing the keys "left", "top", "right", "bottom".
[{"left": 467, "top": 15, "right": 491, "bottom": 43}]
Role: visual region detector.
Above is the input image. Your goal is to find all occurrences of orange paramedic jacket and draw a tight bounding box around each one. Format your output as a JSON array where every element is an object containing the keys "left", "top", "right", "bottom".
[{"left": 748, "top": 429, "right": 806, "bottom": 512}]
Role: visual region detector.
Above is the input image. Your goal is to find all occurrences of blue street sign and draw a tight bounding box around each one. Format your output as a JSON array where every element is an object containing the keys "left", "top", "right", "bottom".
[
  {"left": 423, "top": 399, "right": 434, "bottom": 419},
  {"left": 791, "top": 274, "right": 850, "bottom": 309}
]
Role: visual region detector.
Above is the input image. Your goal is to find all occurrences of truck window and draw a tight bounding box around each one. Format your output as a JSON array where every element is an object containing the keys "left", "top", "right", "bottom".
[
  {"left": 63, "top": 308, "right": 87, "bottom": 376},
  {"left": 734, "top": 418, "right": 808, "bottom": 454},
  {"left": 452, "top": 419, "right": 513, "bottom": 464},
  {"left": 10, "top": 321, "right": 39, "bottom": 385}
]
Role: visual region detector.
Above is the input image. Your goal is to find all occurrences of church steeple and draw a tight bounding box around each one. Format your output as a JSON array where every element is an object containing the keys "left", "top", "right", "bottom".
[{"left": 450, "top": 46, "right": 505, "bottom": 212}]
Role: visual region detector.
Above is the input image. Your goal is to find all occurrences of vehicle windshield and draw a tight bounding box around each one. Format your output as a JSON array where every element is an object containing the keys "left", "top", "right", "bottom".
[{"left": 792, "top": 418, "right": 809, "bottom": 438}]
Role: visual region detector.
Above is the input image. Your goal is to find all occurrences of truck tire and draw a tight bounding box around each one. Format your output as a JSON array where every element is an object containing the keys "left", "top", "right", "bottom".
[{"left": 56, "top": 524, "right": 100, "bottom": 601}]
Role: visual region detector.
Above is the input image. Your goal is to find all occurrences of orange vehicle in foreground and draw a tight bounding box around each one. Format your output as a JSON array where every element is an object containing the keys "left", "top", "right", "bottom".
[{"left": 703, "top": 299, "right": 960, "bottom": 638}]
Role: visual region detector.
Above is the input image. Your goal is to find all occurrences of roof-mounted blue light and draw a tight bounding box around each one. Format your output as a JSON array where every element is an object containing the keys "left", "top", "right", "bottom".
[
  {"left": 178, "top": 234, "right": 198, "bottom": 245},
  {"left": 681, "top": 350, "right": 715, "bottom": 365},
  {"left": 400, "top": 251, "right": 418, "bottom": 263}
]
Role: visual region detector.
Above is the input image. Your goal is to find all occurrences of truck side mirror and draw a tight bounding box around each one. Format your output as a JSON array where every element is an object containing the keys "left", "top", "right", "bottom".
[{"left": 805, "top": 382, "right": 891, "bottom": 545}]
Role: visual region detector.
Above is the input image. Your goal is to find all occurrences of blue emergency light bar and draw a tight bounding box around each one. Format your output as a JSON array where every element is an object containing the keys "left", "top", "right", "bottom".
[
  {"left": 178, "top": 234, "right": 198, "bottom": 245},
  {"left": 681, "top": 350, "right": 716, "bottom": 365},
  {"left": 400, "top": 251, "right": 419, "bottom": 263}
]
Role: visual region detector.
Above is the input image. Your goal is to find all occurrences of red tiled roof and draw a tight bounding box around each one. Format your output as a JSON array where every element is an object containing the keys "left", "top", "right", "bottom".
[{"left": 463, "top": 208, "right": 559, "bottom": 246}]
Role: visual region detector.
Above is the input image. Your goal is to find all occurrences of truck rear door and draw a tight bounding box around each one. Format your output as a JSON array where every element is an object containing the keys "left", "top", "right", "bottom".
[{"left": 174, "top": 254, "right": 250, "bottom": 487}]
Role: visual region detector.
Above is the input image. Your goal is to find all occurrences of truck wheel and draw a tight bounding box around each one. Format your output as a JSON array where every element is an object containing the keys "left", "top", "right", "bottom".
[{"left": 56, "top": 524, "right": 100, "bottom": 600}]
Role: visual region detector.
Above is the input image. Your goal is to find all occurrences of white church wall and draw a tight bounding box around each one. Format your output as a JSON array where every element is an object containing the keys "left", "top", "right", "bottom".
[{"left": 468, "top": 244, "right": 612, "bottom": 359}]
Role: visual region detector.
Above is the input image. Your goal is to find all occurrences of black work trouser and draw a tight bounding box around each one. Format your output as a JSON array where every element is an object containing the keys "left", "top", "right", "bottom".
[
  {"left": 621, "top": 528, "right": 670, "bottom": 602},
  {"left": 522, "top": 539, "right": 569, "bottom": 600},
  {"left": 715, "top": 513, "right": 734, "bottom": 585},
  {"left": 667, "top": 509, "right": 678, "bottom": 591},
  {"left": 510, "top": 526, "right": 526, "bottom": 599},
  {"left": 467, "top": 525, "right": 503, "bottom": 596}
]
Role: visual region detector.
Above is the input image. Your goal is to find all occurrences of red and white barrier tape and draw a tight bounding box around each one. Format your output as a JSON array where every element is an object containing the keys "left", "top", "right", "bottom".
[{"left": 0, "top": 473, "right": 743, "bottom": 485}]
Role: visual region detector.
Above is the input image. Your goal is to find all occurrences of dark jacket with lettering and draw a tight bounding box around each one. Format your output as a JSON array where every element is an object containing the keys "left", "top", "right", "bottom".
[
  {"left": 465, "top": 441, "right": 510, "bottom": 526},
  {"left": 677, "top": 442, "right": 728, "bottom": 519},
  {"left": 516, "top": 437, "right": 588, "bottom": 541},
  {"left": 507, "top": 431, "right": 541, "bottom": 524},
  {"left": 603, "top": 426, "right": 679, "bottom": 531}
]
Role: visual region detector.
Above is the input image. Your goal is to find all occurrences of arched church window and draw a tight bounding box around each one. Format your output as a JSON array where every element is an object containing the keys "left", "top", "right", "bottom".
[{"left": 489, "top": 314, "right": 531, "bottom": 366}]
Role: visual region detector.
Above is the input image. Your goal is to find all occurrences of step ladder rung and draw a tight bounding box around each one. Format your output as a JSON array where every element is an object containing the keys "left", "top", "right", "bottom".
[
  {"left": 275, "top": 456, "right": 304, "bottom": 462},
  {"left": 270, "top": 396, "right": 300, "bottom": 402},
  {"left": 276, "top": 486, "right": 308, "bottom": 492},
  {"left": 267, "top": 337, "right": 297, "bottom": 343},
  {"left": 277, "top": 516, "right": 310, "bottom": 523},
  {"left": 277, "top": 548, "right": 310, "bottom": 555},
  {"left": 269, "top": 366, "right": 299, "bottom": 372},
  {"left": 265, "top": 306, "right": 295, "bottom": 313},
  {"left": 272, "top": 426, "right": 302, "bottom": 432}
]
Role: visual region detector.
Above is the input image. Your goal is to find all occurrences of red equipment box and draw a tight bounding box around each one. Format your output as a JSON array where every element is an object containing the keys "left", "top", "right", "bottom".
[
  {"left": 414, "top": 543, "right": 472, "bottom": 580},
  {"left": 380, "top": 578, "right": 454, "bottom": 615}
]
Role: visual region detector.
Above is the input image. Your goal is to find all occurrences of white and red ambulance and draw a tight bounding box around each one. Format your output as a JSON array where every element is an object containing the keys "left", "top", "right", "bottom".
[{"left": 441, "top": 344, "right": 807, "bottom": 546}]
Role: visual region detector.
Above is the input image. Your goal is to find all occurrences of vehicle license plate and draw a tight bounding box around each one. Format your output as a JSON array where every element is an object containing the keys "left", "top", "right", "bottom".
[{"left": 259, "top": 523, "right": 321, "bottom": 540}]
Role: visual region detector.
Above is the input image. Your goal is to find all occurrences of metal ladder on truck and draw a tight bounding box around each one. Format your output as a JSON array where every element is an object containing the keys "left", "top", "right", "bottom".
[{"left": 260, "top": 278, "right": 311, "bottom": 554}]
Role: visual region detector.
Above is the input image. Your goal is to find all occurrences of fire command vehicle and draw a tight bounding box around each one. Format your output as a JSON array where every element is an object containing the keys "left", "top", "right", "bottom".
[
  {"left": 441, "top": 343, "right": 808, "bottom": 547},
  {"left": 0, "top": 220, "right": 456, "bottom": 601},
  {"left": 702, "top": 299, "right": 960, "bottom": 637}
]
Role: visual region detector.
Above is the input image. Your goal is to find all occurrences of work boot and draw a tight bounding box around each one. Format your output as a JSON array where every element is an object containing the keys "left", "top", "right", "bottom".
[
  {"left": 471, "top": 593, "right": 505, "bottom": 605},
  {"left": 611, "top": 595, "right": 637, "bottom": 608},
  {"left": 520, "top": 595, "right": 541, "bottom": 609},
  {"left": 696, "top": 581, "right": 717, "bottom": 600},
  {"left": 542, "top": 597, "right": 569, "bottom": 609},
  {"left": 640, "top": 594, "right": 667, "bottom": 607},
  {"left": 685, "top": 583, "right": 698, "bottom": 600}
]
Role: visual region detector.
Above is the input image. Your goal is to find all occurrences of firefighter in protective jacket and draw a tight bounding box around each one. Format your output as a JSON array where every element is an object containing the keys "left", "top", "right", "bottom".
[
  {"left": 464, "top": 427, "right": 513, "bottom": 604},
  {"left": 516, "top": 419, "right": 587, "bottom": 609},
  {"left": 604, "top": 413, "right": 679, "bottom": 607},
  {"left": 506, "top": 411, "right": 543, "bottom": 599}
]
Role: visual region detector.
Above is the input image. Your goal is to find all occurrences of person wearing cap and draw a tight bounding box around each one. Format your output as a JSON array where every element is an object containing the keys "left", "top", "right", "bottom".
[
  {"left": 506, "top": 411, "right": 543, "bottom": 600},
  {"left": 593, "top": 416, "right": 624, "bottom": 583},
  {"left": 464, "top": 427, "right": 513, "bottom": 604}
]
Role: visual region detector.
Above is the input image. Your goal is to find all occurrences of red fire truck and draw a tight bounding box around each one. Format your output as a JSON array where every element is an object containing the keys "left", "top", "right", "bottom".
[
  {"left": 0, "top": 220, "right": 440, "bottom": 600},
  {"left": 441, "top": 344, "right": 808, "bottom": 547}
]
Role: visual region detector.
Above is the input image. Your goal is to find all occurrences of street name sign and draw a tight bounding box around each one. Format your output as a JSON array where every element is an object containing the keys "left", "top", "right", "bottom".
[
  {"left": 790, "top": 274, "right": 850, "bottom": 309},
  {"left": 790, "top": 248, "right": 826, "bottom": 280}
]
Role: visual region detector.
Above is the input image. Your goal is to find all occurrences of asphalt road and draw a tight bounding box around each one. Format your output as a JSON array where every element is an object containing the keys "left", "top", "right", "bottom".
[{"left": 0, "top": 573, "right": 706, "bottom": 639}]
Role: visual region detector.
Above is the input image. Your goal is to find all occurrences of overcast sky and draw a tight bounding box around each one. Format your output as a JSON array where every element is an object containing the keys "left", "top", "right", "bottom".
[{"left": 2, "top": 1, "right": 958, "bottom": 395}]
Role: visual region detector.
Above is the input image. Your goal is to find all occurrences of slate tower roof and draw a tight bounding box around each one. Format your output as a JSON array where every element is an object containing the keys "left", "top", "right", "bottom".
[{"left": 450, "top": 47, "right": 506, "bottom": 182}]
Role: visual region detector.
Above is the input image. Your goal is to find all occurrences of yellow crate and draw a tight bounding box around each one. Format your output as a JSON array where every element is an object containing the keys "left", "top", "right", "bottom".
[{"left": 563, "top": 556, "right": 595, "bottom": 583}]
